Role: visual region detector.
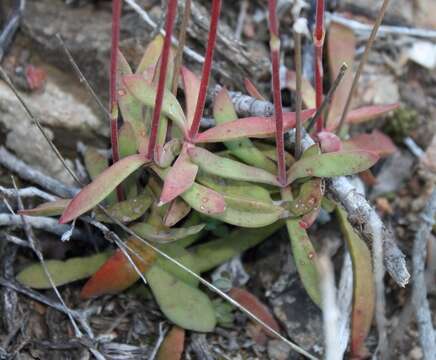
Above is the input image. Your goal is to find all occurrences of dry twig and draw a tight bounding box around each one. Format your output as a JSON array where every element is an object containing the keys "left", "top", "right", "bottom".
[{"left": 412, "top": 188, "right": 436, "bottom": 360}]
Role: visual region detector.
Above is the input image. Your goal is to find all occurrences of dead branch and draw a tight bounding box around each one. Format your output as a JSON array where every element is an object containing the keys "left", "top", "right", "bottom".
[
  {"left": 318, "top": 255, "right": 341, "bottom": 360},
  {"left": 0, "top": 214, "right": 83, "bottom": 239},
  {"left": 412, "top": 188, "right": 436, "bottom": 360},
  {"left": 336, "top": 253, "right": 352, "bottom": 357},
  {"left": 0, "top": 147, "right": 78, "bottom": 198},
  {"left": 0, "top": 186, "right": 57, "bottom": 202}
]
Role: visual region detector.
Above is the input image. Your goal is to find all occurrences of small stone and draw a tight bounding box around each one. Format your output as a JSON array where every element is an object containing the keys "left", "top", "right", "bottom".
[
  {"left": 409, "top": 347, "right": 423, "bottom": 360},
  {"left": 267, "top": 339, "right": 291, "bottom": 360}
]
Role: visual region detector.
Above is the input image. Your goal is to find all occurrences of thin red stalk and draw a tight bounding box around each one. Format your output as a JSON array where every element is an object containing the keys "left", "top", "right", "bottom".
[
  {"left": 146, "top": 0, "right": 178, "bottom": 160},
  {"left": 268, "top": 0, "right": 286, "bottom": 186},
  {"left": 188, "top": 0, "right": 222, "bottom": 141},
  {"left": 110, "top": 0, "right": 123, "bottom": 201},
  {"left": 314, "top": 0, "right": 325, "bottom": 134}
]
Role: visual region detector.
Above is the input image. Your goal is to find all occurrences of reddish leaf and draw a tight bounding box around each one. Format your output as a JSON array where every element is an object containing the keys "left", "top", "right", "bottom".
[
  {"left": 229, "top": 288, "right": 280, "bottom": 339},
  {"left": 80, "top": 237, "right": 156, "bottom": 299},
  {"left": 359, "top": 169, "right": 377, "bottom": 186},
  {"left": 60, "top": 155, "right": 149, "bottom": 223},
  {"left": 181, "top": 67, "right": 200, "bottom": 128},
  {"left": 337, "top": 208, "right": 375, "bottom": 357},
  {"left": 284, "top": 70, "right": 316, "bottom": 108},
  {"left": 195, "top": 109, "right": 315, "bottom": 143},
  {"left": 159, "top": 144, "right": 199, "bottom": 205},
  {"left": 157, "top": 326, "right": 185, "bottom": 360},
  {"left": 342, "top": 130, "right": 397, "bottom": 157},
  {"left": 317, "top": 131, "right": 342, "bottom": 153},
  {"left": 163, "top": 199, "right": 191, "bottom": 227},
  {"left": 299, "top": 206, "right": 321, "bottom": 229},
  {"left": 326, "top": 22, "right": 356, "bottom": 129},
  {"left": 244, "top": 78, "right": 266, "bottom": 100},
  {"left": 327, "top": 103, "right": 400, "bottom": 131}
]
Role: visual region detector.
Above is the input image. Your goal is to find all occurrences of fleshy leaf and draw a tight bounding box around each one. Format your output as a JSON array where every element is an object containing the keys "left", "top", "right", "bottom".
[
  {"left": 342, "top": 130, "right": 397, "bottom": 157},
  {"left": 145, "top": 265, "right": 216, "bottom": 332},
  {"left": 286, "top": 218, "right": 321, "bottom": 305},
  {"left": 337, "top": 208, "right": 375, "bottom": 357},
  {"left": 328, "top": 103, "right": 400, "bottom": 130},
  {"left": 214, "top": 88, "right": 276, "bottom": 173},
  {"left": 118, "top": 122, "right": 138, "bottom": 158},
  {"left": 129, "top": 222, "right": 205, "bottom": 243},
  {"left": 117, "top": 50, "right": 148, "bottom": 148},
  {"left": 287, "top": 178, "right": 324, "bottom": 216},
  {"left": 284, "top": 70, "right": 316, "bottom": 108},
  {"left": 326, "top": 22, "right": 356, "bottom": 129},
  {"left": 60, "top": 155, "right": 149, "bottom": 223},
  {"left": 83, "top": 147, "right": 117, "bottom": 205},
  {"left": 80, "top": 237, "right": 157, "bottom": 299},
  {"left": 157, "top": 326, "right": 185, "bottom": 360},
  {"left": 192, "top": 223, "right": 282, "bottom": 273},
  {"left": 181, "top": 67, "right": 200, "bottom": 128},
  {"left": 229, "top": 287, "right": 280, "bottom": 338},
  {"left": 287, "top": 150, "right": 379, "bottom": 184},
  {"left": 196, "top": 174, "right": 273, "bottom": 204},
  {"left": 298, "top": 206, "right": 321, "bottom": 229},
  {"left": 94, "top": 192, "right": 153, "bottom": 223},
  {"left": 244, "top": 79, "right": 266, "bottom": 100},
  {"left": 136, "top": 35, "right": 164, "bottom": 74},
  {"left": 123, "top": 74, "right": 187, "bottom": 133},
  {"left": 155, "top": 138, "right": 183, "bottom": 168},
  {"left": 18, "top": 198, "right": 70, "bottom": 217},
  {"left": 163, "top": 198, "right": 191, "bottom": 227},
  {"left": 195, "top": 109, "right": 315, "bottom": 143},
  {"left": 17, "top": 252, "right": 111, "bottom": 289},
  {"left": 159, "top": 145, "right": 199, "bottom": 205},
  {"left": 188, "top": 146, "right": 280, "bottom": 186},
  {"left": 317, "top": 131, "right": 342, "bottom": 153}
]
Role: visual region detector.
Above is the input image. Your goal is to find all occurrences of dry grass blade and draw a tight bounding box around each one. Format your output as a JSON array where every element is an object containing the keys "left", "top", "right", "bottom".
[{"left": 0, "top": 66, "right": 317, "bottom": 360}]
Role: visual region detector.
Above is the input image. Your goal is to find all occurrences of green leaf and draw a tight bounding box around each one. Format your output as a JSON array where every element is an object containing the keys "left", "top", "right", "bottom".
[
  {"left": 94, "top": 192, "right": 153, "bottom": 223},
  {"left": 282, "top": 187, "right": 321, "bottom": 306},
  {"left": 129, "top": 222, "right": 205, "bottom": 244},
  {"left": 60, "top": 155, "right": 150, "bottom": 223},
  {"left": 287, "top": 150, "right": 379, "bottom": 184},
  {"left": 83, "top": 147, "right": 117, "bottom": 205},
  {"left": 213, "top": 88, "right": 276, "bottom": 173},
  {"left": 191, "top": 223, "right": 282, "bottom": 273},
  {"left": 188, "top": 146, "right": 280, "bottom": 186},
  {"left": 16, "top": 252, "right": 111, "bottom": 289},
  {"left": 145, "top": 265, "right": 216, "bottom": 332},
  {"left": 337, "top": 207, "right": 375, "bottom": 357},
  {"left": 196, "top": 174, "right": 273, "bottom": 204},
  {"left": 136, "top": 35, "right": 164, "bottom": 74},
  {"left": 286, "top": 219, "right": 321, "bottom": 306},
  {"left": 18, "top": 198, "right": 70, "bottom": 217},
  {"left": 123, "top": 74, "right": 187, "bottom": 134},
  {"left": 119, "top": 122, "right": 138, "bottom": 158},
  {"left": 287, "top": 179, "right": 324, "bottom": 216}
]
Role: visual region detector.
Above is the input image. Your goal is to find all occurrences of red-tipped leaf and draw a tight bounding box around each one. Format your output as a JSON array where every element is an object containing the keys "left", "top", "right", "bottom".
[
  {"left": 194, "top": 109, "right": 315, "bottom": 143},
  {"left": 60, "top": 155, "right": 149, "bottom": 223}
]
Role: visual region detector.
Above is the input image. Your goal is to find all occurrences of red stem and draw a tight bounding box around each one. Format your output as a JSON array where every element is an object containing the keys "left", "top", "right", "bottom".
[
  {"left": 110, "top": 0, "right": 123, "bottom": 201},
  {"left": 268, "top": 0, "right": 286, "bottom": 186},
  {"left": 146, "top": 0, "right": 178, "bottom": 160},
  {"left": 188, "top": 0, "right": 222, "bottom": 141},
  {"left": 314, "top": 0, "right": 325, "bottom": 133}
]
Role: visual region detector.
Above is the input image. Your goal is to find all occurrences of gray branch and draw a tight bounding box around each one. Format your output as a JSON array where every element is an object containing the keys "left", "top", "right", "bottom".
[
  {"left": 0, "top": 147, "right": 78, "bottom": 198},
  {"left": 412, "top": 189, "right": 436, "bottom": 360}
]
